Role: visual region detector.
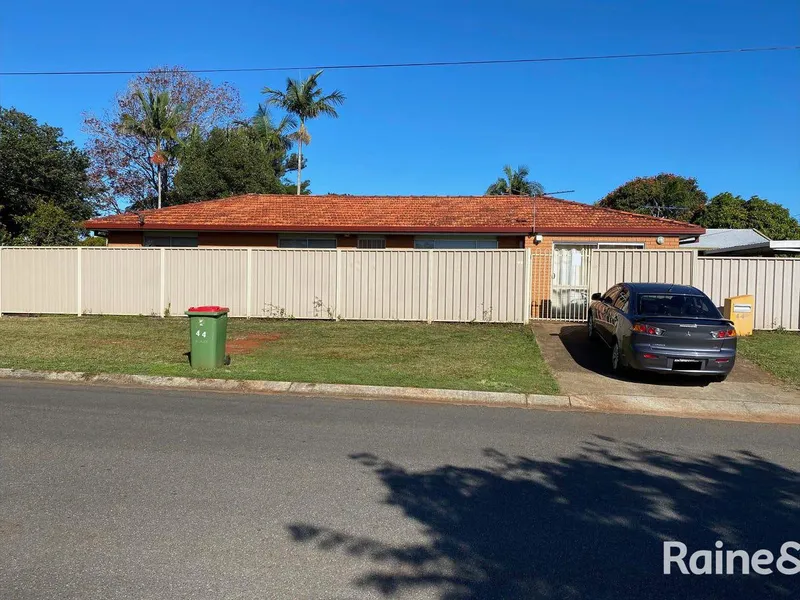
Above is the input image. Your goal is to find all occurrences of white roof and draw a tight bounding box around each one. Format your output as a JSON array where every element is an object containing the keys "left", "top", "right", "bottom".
[{"left": 680, "top": 228, "right": 770, "bottom": 249}]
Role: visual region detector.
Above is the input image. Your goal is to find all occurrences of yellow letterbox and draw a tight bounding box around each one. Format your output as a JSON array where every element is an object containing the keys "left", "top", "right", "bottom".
[{"left": 723, "top": 294, "right": 755, "bottom": 336}]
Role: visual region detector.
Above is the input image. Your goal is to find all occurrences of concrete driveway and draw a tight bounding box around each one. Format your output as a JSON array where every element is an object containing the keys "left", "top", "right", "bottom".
[{"left": 532, "top": 322, "right": 800, "bottom": 404}]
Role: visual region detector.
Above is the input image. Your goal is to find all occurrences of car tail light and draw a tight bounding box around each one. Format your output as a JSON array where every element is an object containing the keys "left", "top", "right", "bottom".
[
  {"left": 711, "top": 329, "right": 737, "bottom": 339},
  {"left": 643, "top": 353, "right": 659, "bottom": 359},
  {"left": 633, "top": 323, "right": 665, "bottom": 336},
  {"left": 715, "top": 358, "right": 730, "bottom": 363}
]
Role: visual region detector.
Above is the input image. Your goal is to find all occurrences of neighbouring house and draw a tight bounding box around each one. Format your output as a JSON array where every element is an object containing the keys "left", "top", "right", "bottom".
[
  {"left": 85, "top": 194, "right": 702, "bottom": 251},
  {"left": 680, "top": 228, "right": 800, "bottom": 256}
]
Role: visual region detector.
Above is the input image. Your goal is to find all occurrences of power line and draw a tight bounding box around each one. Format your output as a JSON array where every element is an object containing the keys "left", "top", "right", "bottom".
[{"left": 1, "top": 45, "right": 798, "bottom": 77}]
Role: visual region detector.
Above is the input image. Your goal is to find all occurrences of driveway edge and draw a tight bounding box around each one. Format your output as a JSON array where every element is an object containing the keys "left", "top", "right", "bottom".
[{"left": 0, "top": 368, "right": 796, "bottom": 424}]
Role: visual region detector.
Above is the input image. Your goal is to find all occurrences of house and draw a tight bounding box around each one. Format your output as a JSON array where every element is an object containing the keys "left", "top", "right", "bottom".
[
  {"left": 680, "top": 228, "right": 800, "bottom": 256},
  {"left": 84, "top": 194, "right": 702, "bottom": 251}
]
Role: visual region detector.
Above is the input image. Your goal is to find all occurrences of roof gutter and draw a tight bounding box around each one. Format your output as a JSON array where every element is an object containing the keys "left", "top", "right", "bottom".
[{"left": 85, "top": 223, "right": 704, "bottom": 236}]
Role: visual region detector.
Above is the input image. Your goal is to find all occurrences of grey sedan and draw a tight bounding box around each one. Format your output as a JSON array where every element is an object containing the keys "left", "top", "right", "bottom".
[{"left": 587, "top": 283, "right": 737, "bottom": 381}]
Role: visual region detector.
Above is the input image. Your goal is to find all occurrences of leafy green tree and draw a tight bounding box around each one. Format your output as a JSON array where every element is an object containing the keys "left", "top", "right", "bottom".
[
  {"left": 598, "top": 174, "right": 708, "bottom": 221},
  {"left": 694, "top": 192, "right": 749, "bottom": 229},
  {"left": 173, "top": 126, "right": 288, "bottom": 202},
  {"left": 79, "top": 235, "right": 107, "bottom": 246},
  {"left": 486, "top": 165, "right": 544, "bottom": 196},
  {"left": 16, "top": 202, "right": 82, "bottom": 246},
  {"left": 0, "top": 108, "right": 95, "bottom": 241},
  {"left": 119, "top": 88, "right": 185, "bottom": 209},
  {"left": 694, "top": 192, "right": 800, "bottom": 240},
  {"left": 744, "top": 196, "right": 800, "bottom": 240},
  {"left": 262, "top": 70, "right": 345, "bottom": 195}
]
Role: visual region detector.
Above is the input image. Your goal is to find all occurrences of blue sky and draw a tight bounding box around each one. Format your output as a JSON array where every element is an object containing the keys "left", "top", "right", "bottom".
[{"left": 1, "top": 1, "right": 798, "bottom": 214}]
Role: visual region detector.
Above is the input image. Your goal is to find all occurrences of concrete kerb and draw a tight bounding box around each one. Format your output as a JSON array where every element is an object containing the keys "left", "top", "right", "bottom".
[{"left": 0, "top": 368, "right": 796, "bottom": 423}]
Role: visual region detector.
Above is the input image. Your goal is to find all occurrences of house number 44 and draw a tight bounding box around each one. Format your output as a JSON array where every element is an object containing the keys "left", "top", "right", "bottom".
[{"left": 195, "top": 330, "right": 207, "bottom": 338}]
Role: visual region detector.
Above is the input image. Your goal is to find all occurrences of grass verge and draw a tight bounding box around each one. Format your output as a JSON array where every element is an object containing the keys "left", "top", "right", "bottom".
[
  {"left": 0, "top": 316, "right": 559, "bottom": 394},
  {"left": 737, "top": 330, "right": 800, "bottom": 388}
]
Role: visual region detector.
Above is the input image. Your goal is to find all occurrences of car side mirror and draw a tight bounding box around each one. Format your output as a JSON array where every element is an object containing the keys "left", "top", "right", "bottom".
[{"left": 591, "top": 293, "right": 602, "bottom": 301}]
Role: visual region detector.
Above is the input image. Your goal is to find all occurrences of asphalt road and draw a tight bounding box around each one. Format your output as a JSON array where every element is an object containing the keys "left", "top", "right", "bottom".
[{"left": 1, "top": 381, "right": 798, "bottom": 600}]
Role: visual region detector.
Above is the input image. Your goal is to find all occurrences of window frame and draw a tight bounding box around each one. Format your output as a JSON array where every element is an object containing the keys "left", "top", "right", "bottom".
[
  {"left": 597, "top": 242, "right": 646, "bottom": 249},
  {"left": 278, "top": 236, "right": 337, "bottom": 249},
  {"left": 413, "top": 236, "right": 499, "bottom": 250},
  {"left": 143, "top": 234, "right": 198, "bottom": 248},
  {"left": 552, "top": 241, "right": 646, "bottom": 250},
  {"left": 357, "top": 236, "right": 387, "bottom": 249}
]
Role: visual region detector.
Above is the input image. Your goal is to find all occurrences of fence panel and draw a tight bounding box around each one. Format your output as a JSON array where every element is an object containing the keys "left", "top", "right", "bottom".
[
  {"left": 251, "top": 249, "right": 337, "bottom": 319},
  {"left": 694, "top": 257, "right": 800, "bottom": 330},
  {"left": 590, "top": 249, "right": 695, "bottom": 294},
  {"left": 164, "top": 248, "right": 249, "bottom": 317},
  {"left": 0, "top": 247, "right": 78, "bottom": 314},
  {"left": 82, "top": 248, "right": 161, "bottom": 316},
  {"left": 4, "top": 247, "right": 794, "bottom": 329},
  {"left": 430, "top": 250, "right": 526, "bottom": 323},
  {"left": 340, "top": 250, "right": 428, "bottom": 320}
]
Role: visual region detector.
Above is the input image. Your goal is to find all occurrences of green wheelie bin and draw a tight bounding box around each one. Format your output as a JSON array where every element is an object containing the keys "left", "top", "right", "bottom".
[{"left": 185, "top": 306, "right": 230, "bottom": 368}]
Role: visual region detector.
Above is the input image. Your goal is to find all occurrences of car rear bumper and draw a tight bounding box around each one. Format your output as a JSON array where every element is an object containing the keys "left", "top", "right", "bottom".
[{"left": 627, "top": 344, "right": 737, "bottom": 375}]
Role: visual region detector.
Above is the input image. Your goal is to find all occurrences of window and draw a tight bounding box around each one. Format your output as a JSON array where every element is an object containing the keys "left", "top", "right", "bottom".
[
  {"left": 597, "top": 243, "right": 645, "bottom": 249},
  {"left": 414, "top": 237, "right": 498, "bottom": 249},
  {"left": 613, "top": 287, "right": 630, "bottom": 312},
  {"left": 144, "top": 235, "right": 198, "bottom": 247},
  {"left": 358, "top": 237, "right": 386, "bottom": 249},
  {"left": 603, "top": 286, "right": 621, "bottom": 305},
  {"left": 637, "top": 294, "right": 721, "bottom": 318},
  {"left": 553, "top": 242, "right": 645, "bottom": 250},
  {"left": 279, "top": 237, "right": 336, "bottom": 249}
]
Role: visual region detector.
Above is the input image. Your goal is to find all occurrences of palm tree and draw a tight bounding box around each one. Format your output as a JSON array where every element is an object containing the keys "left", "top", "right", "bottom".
[
  {"left": 251, "top": 104, "right": 297, "bottom": 154},
  {"left": 120, "top": 88, "right": 185, "bottom": 208},
  {"left": 262, "top": 70, "right": 345, "bottom": 195},
  {"left": 486, "top": 165, "right": 545, "bottom": 196}
]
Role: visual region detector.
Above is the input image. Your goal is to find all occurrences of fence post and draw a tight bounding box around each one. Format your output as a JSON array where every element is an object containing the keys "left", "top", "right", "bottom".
[
  {"left": 76, "top": 246, "right": 82, "bottom": 316},
  {"left": 0, "top": 247, "right": 3, "bottom": 317},
  {"left": 426, "top": 250, "right": 434, "bottom": 324},
  {"left": 159, "top": 248, "right": 166, "bottom": 317},
  {"left": 246, "top": 248, "right": 252, "bottom": 319},
  {"left": 690, "top": 250, "right": 699, "bottom": 288},
  {"left": 334, "top": 248, "right": 342, "bottom": 321},
  {"left": 523, "top": 248, "right": 532, "bottom": 324}
]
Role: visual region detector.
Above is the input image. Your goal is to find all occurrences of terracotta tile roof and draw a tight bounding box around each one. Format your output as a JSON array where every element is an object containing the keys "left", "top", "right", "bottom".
[{"left": 85, "top": 194, "right": 704, "bottom": 235}]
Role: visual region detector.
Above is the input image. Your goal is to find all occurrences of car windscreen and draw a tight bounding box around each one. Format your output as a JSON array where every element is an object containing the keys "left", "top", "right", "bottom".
[{"left": 636, "top": 294, "right": 722, "bottom": 318}]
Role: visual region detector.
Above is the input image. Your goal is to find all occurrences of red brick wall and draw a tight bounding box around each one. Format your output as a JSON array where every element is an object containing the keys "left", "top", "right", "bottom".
[
  {"left": 107, "top": 231, "right": 143, "bottom": 247},
  {"left": 336, "top": 235, "right": 358, "bottom": 248},
  {"left": 498, "top": 236, "right": 524, "bottom": 249},
  {"left": 386, "top": 235, "right": 415, "bottom": 248}
]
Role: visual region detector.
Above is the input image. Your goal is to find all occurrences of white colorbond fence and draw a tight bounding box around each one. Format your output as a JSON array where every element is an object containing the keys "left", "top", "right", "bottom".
[
  {"left": 693, "top": 256, "right": 800, "bottom": 331},
  {"left": 589, "top": 250, "right": 800, "bottom": 330},
  {"left": 1, "top": 247, "right": 797, "bottom": 329},
  {"left": 0, "top": 247, "right": 531, "bottom": 324}
]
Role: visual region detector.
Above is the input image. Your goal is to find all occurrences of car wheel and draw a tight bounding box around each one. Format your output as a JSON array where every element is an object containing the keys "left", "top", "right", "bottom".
[
  {"left": 588, "top": 314, "right": 596, "bottom": 340},
  {"left": 611, "top": 340, "right": 625, "bottom": 374}
]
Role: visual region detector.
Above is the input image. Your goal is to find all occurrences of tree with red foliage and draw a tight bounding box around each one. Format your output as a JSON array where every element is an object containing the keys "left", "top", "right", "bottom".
[{"left": 83, "top": 66, "right": 242, "bottom": 213}]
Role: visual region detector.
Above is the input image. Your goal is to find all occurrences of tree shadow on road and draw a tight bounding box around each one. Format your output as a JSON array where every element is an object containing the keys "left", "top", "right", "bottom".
[{"left": 287, "top": 437, "right": 798, "bottom": 599}]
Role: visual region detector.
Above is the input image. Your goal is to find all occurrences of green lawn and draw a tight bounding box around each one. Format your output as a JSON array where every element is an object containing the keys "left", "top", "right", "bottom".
[
  {"left": 737, "top": 330, "right": 800, "bottom": 388},
  {"left": 0, "top": 316, "right": 558, "bottom": 394}
]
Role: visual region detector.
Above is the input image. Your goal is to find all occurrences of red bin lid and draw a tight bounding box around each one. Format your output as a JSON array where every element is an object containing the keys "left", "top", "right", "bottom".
[{"left": 187, "top": 305, "right": 229, "bottom": 312}]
